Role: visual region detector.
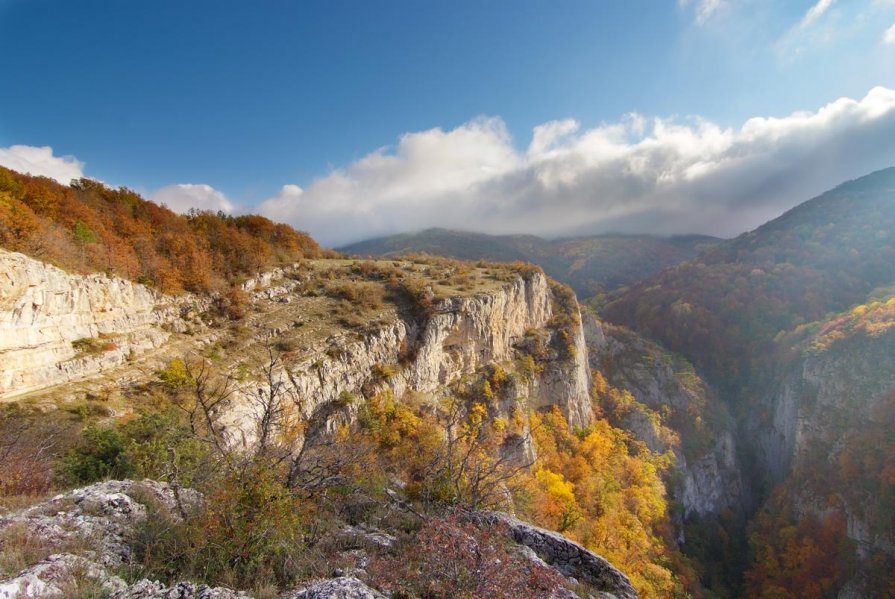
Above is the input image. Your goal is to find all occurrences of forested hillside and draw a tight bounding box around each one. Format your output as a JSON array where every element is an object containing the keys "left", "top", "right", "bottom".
[
  {"left": 603, "top": 167, "right": 895, "bottom": 390},
  {"left": 601, "top": 167, "right": 895, "bottom": 596},
  {"left": 0, "top": 167, "right": 321, "bottom": 294}
]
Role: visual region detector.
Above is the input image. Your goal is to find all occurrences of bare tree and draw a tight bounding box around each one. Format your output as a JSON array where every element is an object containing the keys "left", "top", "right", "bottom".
[{"left": 412, "top": 396, "right": 536, "bottom": 511}]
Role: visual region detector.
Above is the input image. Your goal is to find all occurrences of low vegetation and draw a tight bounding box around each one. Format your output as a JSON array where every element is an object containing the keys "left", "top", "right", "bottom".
[{"left": 0, "top": 335, "right": 702, "bottom": 597}]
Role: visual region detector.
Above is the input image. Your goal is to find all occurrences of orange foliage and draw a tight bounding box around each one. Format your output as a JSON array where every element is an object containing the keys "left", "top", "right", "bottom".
[
  {"left": 0, "top": 167, "right": 321, "bottom": 294},
  {"left": 745, "top": 504, "right": 854, "bottom": 598}
]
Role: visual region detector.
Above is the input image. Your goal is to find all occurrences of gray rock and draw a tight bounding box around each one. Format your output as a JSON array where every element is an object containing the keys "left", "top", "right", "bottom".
[
  {"left": 1, "top": 480, "right": 199, "bottom": 569},
  {"left": 0, "top": 553, "right": 127, "bottom": 599},
  {"left": 477, "top": 512, "right": 639, "bottom": 599},
  {"left": 0, "top": 480, "right": 202, "bottom": 599},
  {"left": 110, "top": 580, "right": 249, "bottom": 599},
  {"left": 288, "top": 576, "right": 386, "bottom": 599},
  {"left": 339, "top": 525, "right": 396, "bottom": 549}
]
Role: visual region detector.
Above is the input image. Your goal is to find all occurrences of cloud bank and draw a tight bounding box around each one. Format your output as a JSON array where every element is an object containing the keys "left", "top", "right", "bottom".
[
  {"left": 0, "top": 145, "right": 85, "bottom": 184},
  {"left": 150, "top": 183, "right": 234, "bottom": 215},
  {"left": 260, "top": 87, "right": 895, "bottom": 247}
]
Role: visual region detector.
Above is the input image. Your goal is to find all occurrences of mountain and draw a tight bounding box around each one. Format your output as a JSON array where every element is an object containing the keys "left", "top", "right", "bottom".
[
  {"left": 5, "top": 162, "right": 895, "bottom": 597},
  {"left": 603, "top": 166, "right": 895, "bottom": 390},
  {"left": 341, "top": 228, "right": 721, "bottom": 301},
  {"left": 603, "top": 166, "right": 895, "bottom": 595}
]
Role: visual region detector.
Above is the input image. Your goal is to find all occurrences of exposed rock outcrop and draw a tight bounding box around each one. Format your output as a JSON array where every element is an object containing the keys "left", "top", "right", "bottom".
[
  {"left": 1, "top": 481, "right": 631, "bottom": 599},
  {"left": 0, "top": 480, "right": 199, "bottom": 570},
  {"left": 0, "top": 480, "right": 206, "bottom": 599},
  {"left": 479, "top": 512, "right": 639, "bottom": 599},
  {"left": 0, "top": 554, "right": 127, "bottom": 599},
  {"left": 0, "top": 249, "right": 201, "bottom": 399},
  {"left": 289, "top": 576, "right": 386, "bottom": 599},
  {"left": 109, "top": 581, "right": 250, "bottom": 599}
]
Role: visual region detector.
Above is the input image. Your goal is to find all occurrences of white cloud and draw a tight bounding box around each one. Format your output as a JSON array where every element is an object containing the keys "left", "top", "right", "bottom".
[
  {"left": 149, "top": 183, "right": 234, "bottom": 215},
  {"left": 801, "top": 0, "right": 836, "bottom": 27},
  {"left": 884, "top": 23, "right": 895, "bottom": 44},
  {"left": 260, "top": 87, "right": 895, "bottom": 247},
  {"left": 775, "top": 0, "right": 844, "bottom": 62},
  {"left": 0, "top": 145, "right": 85, "bottom": 184},
  {"left": 678, "top": 0, "right": 727, "bottom": 24}
]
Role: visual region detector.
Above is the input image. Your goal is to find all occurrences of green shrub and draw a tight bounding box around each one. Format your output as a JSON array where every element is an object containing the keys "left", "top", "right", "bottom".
[
  {"left": 132, "top": 467, "right": 308, "bottom": 590},
  {"left": 120, "top": 410, "right": 212, "bottom": 488},
  {"left": 57, "top": 425, "right": 133, "bottom": 485}
]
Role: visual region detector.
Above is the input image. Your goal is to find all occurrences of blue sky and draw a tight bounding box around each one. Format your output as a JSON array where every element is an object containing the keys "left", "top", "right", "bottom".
[{"left": 1, "top": 0, "right": 895, "bottom": 245}]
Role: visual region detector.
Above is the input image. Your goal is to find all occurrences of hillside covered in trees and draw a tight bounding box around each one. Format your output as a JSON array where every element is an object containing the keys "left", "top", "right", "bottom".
[
  {"left": 600, "top": 167, "right": 895, "bottom": 596},
  {"left": 603, "top": 167, "right": 895, "bottom": 391},
  {"left": 0, "top": 166, "right": 322, "bottom": 295}
]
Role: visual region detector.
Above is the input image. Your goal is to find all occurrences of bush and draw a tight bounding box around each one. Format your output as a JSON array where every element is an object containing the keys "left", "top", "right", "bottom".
[
  {"left": 119, "top": 410, "right": 212, "bottom": 488},
  {"left": 368, "top": 515, "right": 570, "bottom": 599},
  {"left": 131, "top": 467, "right": 308, "bottom": 590},
  {"left": 57, "top": 425, "right": 133, "bottom": 485},
  {"left": 0, "top": 407, "right": 61, "bottom": 497}
]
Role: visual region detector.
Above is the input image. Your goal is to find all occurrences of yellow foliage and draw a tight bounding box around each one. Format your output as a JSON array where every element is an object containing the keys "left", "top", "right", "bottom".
[
  {"left": 522, "top": 407, "right": 688, "bottom": 599},
  {"left": 361, "top": 390, "right": 420, "bottom": 449},
  {"left": 533, "top": 467, "right": 581, "bottom": 532}
]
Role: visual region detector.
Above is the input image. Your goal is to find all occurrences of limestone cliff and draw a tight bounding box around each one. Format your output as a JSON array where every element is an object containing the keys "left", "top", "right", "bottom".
[
  {"left": 249, "top": 270, "right": 592, "bottom": 432},
  {"left": 0, "top": 249, "right": 592, "bottom": 436},
  {"left": 584, "top": 316, "right": 745, "bottom": 518},
  {"left": 0, "top": 249, "right": 200, "bottom": 399},
  {"left": 754, "top": 327, "right": 895, "bottom": 556}
]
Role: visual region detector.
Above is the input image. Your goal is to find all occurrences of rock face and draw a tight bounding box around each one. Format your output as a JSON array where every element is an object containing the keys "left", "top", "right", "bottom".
[
  {"left": 530, "top": 306, "right": 593, "bottom": 429},
  {"left": 757, "top": 329, "right": 895, "bottom": 488},
  {"left": 679, "top": 431, "right": 742, "bottom": 518},
  {"left": 269, "top": 271, "right": 592, "bottom": 431},
  {"left": 479, "top": 512, "right": 639, "bottom": 599},
  {"left": 755, "top": 329, "right": 895, "bottom": 554},
  {"left": 0, "top": 249, "right": 198, "bottom": 399},
  {"left": 584, "top": 316, "right": 745, "bottom": 518}
]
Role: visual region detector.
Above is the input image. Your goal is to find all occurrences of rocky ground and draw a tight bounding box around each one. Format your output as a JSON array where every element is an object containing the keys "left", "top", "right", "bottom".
[{"left": 0, "top": 480, "right": 637, "bottom": 599}]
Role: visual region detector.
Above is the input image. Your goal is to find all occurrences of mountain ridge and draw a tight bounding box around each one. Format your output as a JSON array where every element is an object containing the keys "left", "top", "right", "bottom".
[{"left": 341, "top": 228, "right": 722, "bottom": 301}]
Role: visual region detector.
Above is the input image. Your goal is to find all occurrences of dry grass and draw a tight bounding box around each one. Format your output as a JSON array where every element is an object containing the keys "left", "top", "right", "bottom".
[{"left": 0, "top": 521, "right": 57, "bottom": 578}]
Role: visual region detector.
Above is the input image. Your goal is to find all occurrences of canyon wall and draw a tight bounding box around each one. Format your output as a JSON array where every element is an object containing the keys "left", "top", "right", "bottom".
[
  {"left": 263, "top": 271, "right": 593, "bottom": 431},
  {"left": 0, "top": 249, "right": 198, "bottom": 399}
]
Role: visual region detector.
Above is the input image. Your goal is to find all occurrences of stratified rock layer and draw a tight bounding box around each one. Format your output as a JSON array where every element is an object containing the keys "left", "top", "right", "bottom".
[{"left": 0, "top": 249, "right": 197, "bottom": 398}]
